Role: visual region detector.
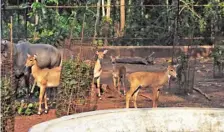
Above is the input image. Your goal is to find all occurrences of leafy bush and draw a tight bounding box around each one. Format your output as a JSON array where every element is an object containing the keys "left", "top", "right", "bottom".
[
  {"left": 56, "top": 59, "right": 94, "bottom": 117},
  {"left": 211, "top": 45, "right": 224, "bottom": 64},
  {"left": 211, "top": 43, "right": 224, "bottom": 78},
  {"left": 1, "top": 76, "right": 15, "bottom": 132},
  {"left": 15, "top": 100, "right": 39, "bottom": 116}
]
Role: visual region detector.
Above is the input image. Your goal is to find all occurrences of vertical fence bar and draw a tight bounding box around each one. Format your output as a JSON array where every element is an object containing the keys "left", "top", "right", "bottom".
[
  {"left": 1, "top": 15, "right": 15, "bottom": 132},
  {"left": 0, "top": 0, "right": 2, "bottom": 130},
  {"left": 25, "top": 0, "right": 28, "bottom": 40}
]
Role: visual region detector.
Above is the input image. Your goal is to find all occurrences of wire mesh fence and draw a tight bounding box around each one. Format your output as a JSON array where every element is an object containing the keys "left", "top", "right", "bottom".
[
  {"left": 1, "top": 1, "right": 224, "bottom": 130},
  {"left": 55, "top": 41, "right": 97, "bottom": 117},
  {"left": 1, "top": 1, "right": 223, "bottom": 46},
  {"left": 1, "top": 41, "right": 16, "bottom": 132},
  {"left": 212, "top": 45, "right": 224, "bottom": 78}
]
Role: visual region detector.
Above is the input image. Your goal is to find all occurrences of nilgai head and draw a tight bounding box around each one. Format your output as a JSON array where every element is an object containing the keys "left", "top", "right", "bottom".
[
  {"left": 167, "top": 65, "right": 178, "bottom": 78},
  {"left": 110, "top": 55, "right": 120, "bottom": 77},
  {"left": 96, "top": 50, "right": 108, "bottom": 60},
  {"left": 25, "top": 54, "right": 37, "bottom": 67},
  {"left": 1, "top": 40, "right": 10, "bottom": 58},
  {"left": 110, "top": 55, "right": 117, "bottom": 64}
]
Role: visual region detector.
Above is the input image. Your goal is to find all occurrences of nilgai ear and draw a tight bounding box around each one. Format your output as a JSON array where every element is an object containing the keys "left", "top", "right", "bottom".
[
  {"left": 166, "top": 59, "right": 172, "bottom": 63},
  {"left": 34, "top": 54, "right": 37, "bottom": 59},
  {"left": 173, "top": 64, "right": 179, "bottom": 68},
  {"left": 96, "top": 51, "right": 99, "bottom": 55},
  {"left": 27, "top": 54, "right": 31, "bottom": 57},
  {"left": 103, "top": 50, "right": 108, "bottom": 54},
  {"left": 2, "top": 40, "right": 6, "bottom": 45}
]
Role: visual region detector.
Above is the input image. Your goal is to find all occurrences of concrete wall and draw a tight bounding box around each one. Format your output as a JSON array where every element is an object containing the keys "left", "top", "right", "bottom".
[
  {"left": 29, "top": 108, "right": 224, "bottom": 132},
  {"left": 60, "top": 45, "right": 213, "bottom": 60}
]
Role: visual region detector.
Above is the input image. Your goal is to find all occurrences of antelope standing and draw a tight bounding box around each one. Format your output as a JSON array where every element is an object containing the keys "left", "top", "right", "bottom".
[
  {"left": 126, "top": 65, "right": 177, "bottom": 108},
  {"left": 94, "top": 50, "right": 108, "bottom": 99},
  {"left": 110, "top": 56, "right": 126, "bottom": 95},
  {"left": 25, "top": 54, "right": 61, "bottom": 115}
]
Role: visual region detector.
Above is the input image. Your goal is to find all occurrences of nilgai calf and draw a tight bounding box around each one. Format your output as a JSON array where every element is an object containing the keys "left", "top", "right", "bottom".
[
  {"left": 93, "top": 50, "right": 108, "bottom": 99},
  {"left": 25, "top": 54, "right": 61, "bottom": 115},
  {"left": 126, "top": 65, "right": 177, "bottom": 108},
  {"left": 110, "top": 56, "right": 127, "bottom": 95}
]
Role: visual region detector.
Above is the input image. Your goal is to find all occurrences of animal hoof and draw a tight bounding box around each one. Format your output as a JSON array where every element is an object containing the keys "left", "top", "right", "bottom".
[
  {"left": 37, "top": 111, "right": 42, "bottom": 115},
  {"left": 98, "top": 96, "right": 102, "bottom": 100},
  {"left": 44, "top": 109, "right": 48, "bottom": 114}
]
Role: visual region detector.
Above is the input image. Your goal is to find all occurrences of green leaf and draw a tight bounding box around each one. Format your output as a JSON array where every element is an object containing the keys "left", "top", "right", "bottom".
[
  {"left": 25, "top": 108, "right": 33, "bottom": 116},
  {"left": 18, "top": 107, "right": 25, "bottom": 115},
  {"left": 28, "top": 103, "right": 34, "bottom": 108}
]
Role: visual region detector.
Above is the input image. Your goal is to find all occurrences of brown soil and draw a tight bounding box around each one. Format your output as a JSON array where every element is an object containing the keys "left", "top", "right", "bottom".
[{"left": 14, "top": 58, "right": 224, "bottom": 132}]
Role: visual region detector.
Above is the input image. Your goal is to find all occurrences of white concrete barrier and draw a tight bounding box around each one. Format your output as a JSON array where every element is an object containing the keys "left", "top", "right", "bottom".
[{"left": 29, "top": 108, "right": 224, "bottom": 132}]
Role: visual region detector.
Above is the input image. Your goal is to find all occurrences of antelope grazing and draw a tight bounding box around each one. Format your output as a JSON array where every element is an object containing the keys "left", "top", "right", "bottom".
[
  {"left": 110, "top": 56, "right": 127, "bottom": 95},
  {"left": 25, "top": 54, "right": 61, "bottom": 115},
  {"left": 93, "top": 50, "right": 108, "bottom": 99},
  {"left": 126, "top": 65, "right": 177, "bottom": 108}
]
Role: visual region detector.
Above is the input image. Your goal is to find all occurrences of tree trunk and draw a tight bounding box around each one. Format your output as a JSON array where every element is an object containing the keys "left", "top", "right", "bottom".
[
  {"left": 106, "top": 0, "right": 111, "bottom": 18},
  {"left": 102, "top": 0, "right": 105, "bottom": 17},
  {"left": 120, "top": 0, "right": 125, "bottom": 36},
  {"left": 94, "top": 0, "right": 101, "bottom": 40},
  {"left": 140, "top": 0, "right": 144, "bottom": 17},
  {"left": 34, "top": 0, "right": 39, "bottom": 40},
  {"left": 35, "top": 0, "right": 39, "bottom": 25},
  {"left": 127, "top": 0, "right": 132, "bottom": 20}
]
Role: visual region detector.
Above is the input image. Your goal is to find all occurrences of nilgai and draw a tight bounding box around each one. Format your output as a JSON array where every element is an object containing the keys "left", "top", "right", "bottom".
[
  {"left": 1, "top": 40, "right": 61, "bottom": 98},
  {"left": 110, "top": 56, "right": 127, "bottom": 95},
  {"left": 25, "top": 54, "right": 61, "bottom": 115},
  {"left": 126, "top": 65, "right": 177, "bottom": 108},
  {"left": 93, "top": 50, "right": 108, "bottom": 99}
]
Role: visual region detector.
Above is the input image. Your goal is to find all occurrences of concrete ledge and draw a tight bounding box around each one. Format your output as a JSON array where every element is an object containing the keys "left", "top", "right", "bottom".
[
  {"left": 61, "top": 45, "right": 213, "bottom": 60},
  {"left": 29, "top": 108, "right": 224, "bottom": 132}
]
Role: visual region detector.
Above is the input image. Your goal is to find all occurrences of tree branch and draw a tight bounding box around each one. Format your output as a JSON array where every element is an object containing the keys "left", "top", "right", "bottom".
[{"left": 193, "top": 87, "right": 211, "bottom": 101}]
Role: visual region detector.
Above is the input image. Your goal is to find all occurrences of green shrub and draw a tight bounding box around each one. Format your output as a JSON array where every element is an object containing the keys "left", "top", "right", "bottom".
[
  {"left": 1, "top": 76, "right": 15, "bottom": 132},
  {"left": 15, "top": 100, "right": 38, "bottom": 116},
  {"left": 211, "top": 45, "right": 224, "bottom": 65},
  {"left": 56, "top": 59, "right": 94, "bottom": 117}
]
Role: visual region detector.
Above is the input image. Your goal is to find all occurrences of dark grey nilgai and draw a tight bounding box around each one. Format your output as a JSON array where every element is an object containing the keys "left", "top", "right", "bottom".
[{"left": 1, "top": 40, "right": 62, "bottom": 98}]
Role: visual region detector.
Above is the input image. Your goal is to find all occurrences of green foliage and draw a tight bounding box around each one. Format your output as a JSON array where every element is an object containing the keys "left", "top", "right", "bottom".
[
  {"left": 28, "top": 2, "right": 82, "bottom": 45},
  {"left": 1, "top": 77, "right": 15, "bottom": 115},
  {"left": 15, "top": 100, "right": 38, "bottom": 116},
  {"left": 1, "top": 76, "right": 15, "bottom": 131},
  {"left": 211, "top": 44, "right": 224, "bottom": 65},
  {"left": 2, "top": 0, "right": 224, "bottom": 45},
  {"left": 56, "top": 59, "right": 93, "bottom": 117},
  {"left": 93, "top": 39, "right": 104, "bottom": 47},
  {"left": 211, "top": 42, "right": 224, "bottom": 78},
  {"left": 176, "top": 52, "right": 194, "bottom": 94},
  {"left": 177, "top": 53, "right": 188, "bottom": 81}
]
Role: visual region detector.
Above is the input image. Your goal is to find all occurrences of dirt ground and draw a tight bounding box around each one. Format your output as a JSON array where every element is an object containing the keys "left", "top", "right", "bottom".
[{"left": 14, "top": 58, "right": 224, "bottom": 132}]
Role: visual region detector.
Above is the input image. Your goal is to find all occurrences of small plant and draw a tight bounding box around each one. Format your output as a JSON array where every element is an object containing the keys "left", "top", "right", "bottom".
[
  {"left": 211, "top": 45, "right": 224, "bottom": 64},
  {"left": 15, "top": 100, "right": 38, "bottom": 116},
  {"left": 56, "top": 58, "right": 94, "bottom": 117},
  {"left": 1, "top": 76, "right": 15, "bottom": 131},
  {"left": 211, "top": 44, "right": 224, "bottom": 78},
  {"left": 176, "top": 52, "right": 193, "bottom": 94}
]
